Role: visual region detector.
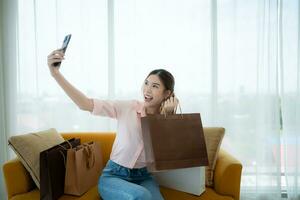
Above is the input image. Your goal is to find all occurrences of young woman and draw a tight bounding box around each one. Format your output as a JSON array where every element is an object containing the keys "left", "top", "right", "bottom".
[{"left": 47, "top": 49, "right": 179, "bottom": 200}]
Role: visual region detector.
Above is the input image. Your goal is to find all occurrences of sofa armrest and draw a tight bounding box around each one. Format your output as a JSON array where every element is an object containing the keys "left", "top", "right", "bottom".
[
  {"left": 214, "top": 149, "right": 243, "bottom": 200},
  {"left": 2, "top": 158, "right": 36, "bottom": 199}
]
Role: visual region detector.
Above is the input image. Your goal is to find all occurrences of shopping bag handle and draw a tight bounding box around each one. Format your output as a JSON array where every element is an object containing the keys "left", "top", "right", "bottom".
[
  {"left": 59, "top": 150, "right": 67, "bottom": 167},
  {"left": 83, "top": 143, "right": 96, "bottom": 169},
  {"left": 58, "top": 142, "right": 96, "bottom": 169},
  {"left": 161, "top": 100, "right": 183, "bottom": 118},
  {"left": 58, "top": 139, "right": 73, "bottom": 150},
  {"left": 57, "top": 140, "right": 73, "bottom": 167}
]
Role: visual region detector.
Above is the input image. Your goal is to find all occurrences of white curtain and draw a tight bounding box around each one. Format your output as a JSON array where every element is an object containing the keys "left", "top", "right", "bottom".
[
  {"left": 15, "top": 0, "right": 114, "bottom": 133},
  {"left": 0, "top": 9, "right": 7, "bottom": 199},
  {"left": 217, "top": 0, "right": 282, "bottom": 199},
  {"left": 281, "top": 0, "right": 300, "bottom": 199},
  {"left": 1, "top": 0, "right": 19, "bottom": 197},
  {"left": 1, "top": 0, "right": 299, "bottom": 199}
]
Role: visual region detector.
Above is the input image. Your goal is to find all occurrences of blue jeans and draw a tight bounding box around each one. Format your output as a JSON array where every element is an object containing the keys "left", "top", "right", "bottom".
[{"left": 98, "top": 160, "right": 164, "bottom": 200}]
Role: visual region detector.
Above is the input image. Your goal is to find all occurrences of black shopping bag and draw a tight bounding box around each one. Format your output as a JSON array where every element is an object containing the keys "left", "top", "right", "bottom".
[{"left": 40, "top": 138, "right": 81, "bottom": 200}]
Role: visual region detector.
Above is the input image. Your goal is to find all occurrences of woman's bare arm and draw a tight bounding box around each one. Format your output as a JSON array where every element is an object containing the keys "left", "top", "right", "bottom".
[{"left": 47, "top": 49, "right": 94, "bottom": 112}]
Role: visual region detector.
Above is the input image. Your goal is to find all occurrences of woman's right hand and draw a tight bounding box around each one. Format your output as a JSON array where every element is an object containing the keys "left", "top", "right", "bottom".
[
  {"left": 47, "top": 49, "right": 65, "bottom": 76},
  {"left": 160, "top": 93, "right": 179, "bottom": 115}
]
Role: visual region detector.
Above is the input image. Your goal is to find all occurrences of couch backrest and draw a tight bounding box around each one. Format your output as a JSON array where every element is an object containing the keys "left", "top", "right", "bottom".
[{"left": 61, "top": 132, "right": 116, "bottom": 166}]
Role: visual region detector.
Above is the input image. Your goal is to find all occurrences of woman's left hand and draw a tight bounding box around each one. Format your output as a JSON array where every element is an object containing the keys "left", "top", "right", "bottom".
[{"left": 160, "top": 95, "right": 179, "bottom": 115}]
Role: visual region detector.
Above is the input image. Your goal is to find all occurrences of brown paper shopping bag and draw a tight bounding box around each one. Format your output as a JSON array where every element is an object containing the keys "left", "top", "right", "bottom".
[
  {"left": 141, "top": 113, "right": 208, "bottom": 172},
  {"left": 64, "top": 141, "right": 103, "bottom": 196}
]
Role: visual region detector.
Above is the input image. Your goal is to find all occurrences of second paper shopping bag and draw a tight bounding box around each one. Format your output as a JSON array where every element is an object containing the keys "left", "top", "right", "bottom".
[{"left": 64, "top": 141, "right": 103, "bottom": 196}]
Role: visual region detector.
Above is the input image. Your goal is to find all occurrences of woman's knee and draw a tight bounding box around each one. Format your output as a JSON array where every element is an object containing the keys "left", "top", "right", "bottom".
[
  {"left": 99, "top": 184, "right": 152, "bottom": 200},
  {"left": 97, "top": 175, "right": 152, "bottom": 200},
  {"left": 97, "top": 175, "right": 106, "bottom": 193},
  {"left": 129, "top": 188, "right": 152, "bottom": 200}
]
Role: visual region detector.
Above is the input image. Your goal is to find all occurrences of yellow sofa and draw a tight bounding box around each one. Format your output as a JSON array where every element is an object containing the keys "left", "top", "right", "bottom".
[{"left": 3, "top": 131, "right": 242, "bottom": 200}]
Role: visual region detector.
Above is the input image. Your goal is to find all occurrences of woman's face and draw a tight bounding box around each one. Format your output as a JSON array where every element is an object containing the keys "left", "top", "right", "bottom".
[{"left": 142, "top": 74, "right": 171, "bottom": 109}]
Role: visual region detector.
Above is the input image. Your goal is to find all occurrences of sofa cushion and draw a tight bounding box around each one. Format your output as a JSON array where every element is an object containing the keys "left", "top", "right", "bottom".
[
  {"left": 203, "top": 128, "right": 225, "bottom": 186},
  {"left": 8, "top": 128, "right": 65, "bottom": 188}
]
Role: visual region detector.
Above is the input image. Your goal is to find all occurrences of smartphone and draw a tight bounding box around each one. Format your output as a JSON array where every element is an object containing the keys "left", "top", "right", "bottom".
[{"left": 53, "top": 34, "right": 72, "bottom": 67}]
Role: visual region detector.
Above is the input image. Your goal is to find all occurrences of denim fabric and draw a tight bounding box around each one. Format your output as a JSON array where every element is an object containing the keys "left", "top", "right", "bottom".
[{"left": 98, "top": 160, "right": 164, "bottom": 200}]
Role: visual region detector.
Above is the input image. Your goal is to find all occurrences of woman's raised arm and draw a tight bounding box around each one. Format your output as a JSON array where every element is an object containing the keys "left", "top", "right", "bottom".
[{"left": 47, "top": 49, "right": 94, "bottom": 112}]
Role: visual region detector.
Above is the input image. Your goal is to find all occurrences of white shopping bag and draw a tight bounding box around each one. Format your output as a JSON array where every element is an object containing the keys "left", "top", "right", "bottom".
[{"left": 153, "top": 166, "right": 205, "bottom": 196}]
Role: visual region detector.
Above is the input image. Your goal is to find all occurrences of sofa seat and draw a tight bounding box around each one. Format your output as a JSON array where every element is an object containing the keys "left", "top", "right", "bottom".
[
  {"left": 3, "top": 131, "right": 242, "bottom": 200},
  {"left": 10, "top": 187, "right": 100, "bottom": 200},
  {"left": 10, "top": 186, "right": 233, "bottom": 200},
  {"left": 160, "top": 187, "right": 233, "bottom": 200}
]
